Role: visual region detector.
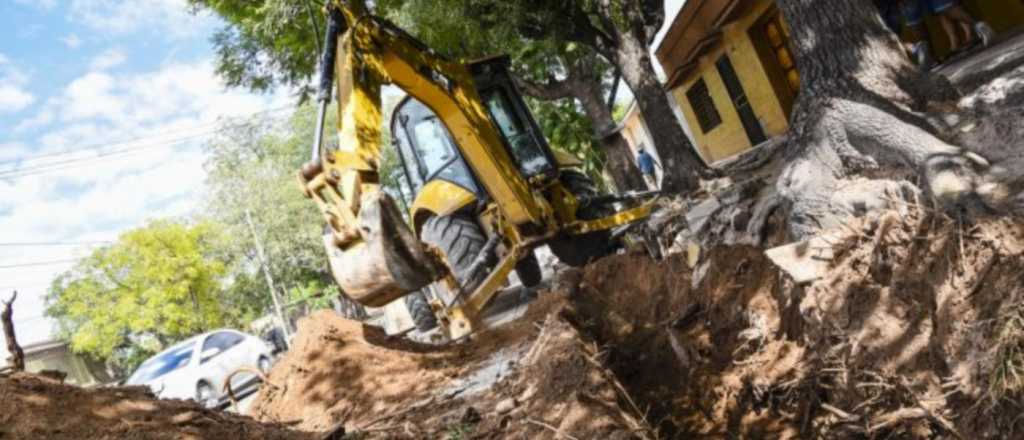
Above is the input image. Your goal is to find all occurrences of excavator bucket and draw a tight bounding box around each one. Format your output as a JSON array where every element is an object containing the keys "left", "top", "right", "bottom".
[{"left": 323, "top": 192, "right": 444, "bottom": 307}]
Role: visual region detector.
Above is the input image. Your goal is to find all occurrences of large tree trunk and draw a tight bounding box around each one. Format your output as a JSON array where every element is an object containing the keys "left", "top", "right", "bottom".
[
  {"left": 615, "top": 34, "right": 707, "bottom": 193},
  {"left": 765, "top": 0, "right": 1001, "bottom": 239},
  {"left": 572, "top": 71, "right": 648, "bottom": 192}
]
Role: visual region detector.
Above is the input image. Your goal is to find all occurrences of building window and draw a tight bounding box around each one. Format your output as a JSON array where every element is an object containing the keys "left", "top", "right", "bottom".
[
  {"left": 764, "top": 13, "right": 799, "bottom": 93},
  {"left": 686, "top": 78, "right": 722, "bottom": 133}
]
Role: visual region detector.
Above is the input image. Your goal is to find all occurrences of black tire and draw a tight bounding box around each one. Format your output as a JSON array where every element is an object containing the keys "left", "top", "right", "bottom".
[
  {"left": 549, "top": 170, "right": 615, "bottom": 267},
  {"left": 404, "top": 289, "right": 438, "bottom": 331},
  {"left": 515, "top": 250, "right": 543, "bottom": 288},
  {"left": 421, "top": 214, "right": 493, "bottom": 305}
]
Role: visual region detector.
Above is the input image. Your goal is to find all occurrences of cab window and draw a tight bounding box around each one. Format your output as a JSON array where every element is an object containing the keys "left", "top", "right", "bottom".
[
  {"left": 411, "top": 116, "right": 457, "bottom": 177},
  {"left": 482, "top": 89, "right": 550, "bottom": 177}
]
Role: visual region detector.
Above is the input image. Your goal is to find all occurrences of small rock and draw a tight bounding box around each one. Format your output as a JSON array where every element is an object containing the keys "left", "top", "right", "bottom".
[{"left": 494, "top": 398, "right": 517, "bottom": 414}]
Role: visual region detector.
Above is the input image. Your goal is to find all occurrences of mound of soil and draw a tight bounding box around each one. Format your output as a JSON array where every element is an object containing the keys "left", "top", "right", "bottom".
[
  {"left": 250, "top": 294, "right": 652, "bottom": 439},
  {"left": 0, "top": 372, "right": 310, "bottom": 440}
]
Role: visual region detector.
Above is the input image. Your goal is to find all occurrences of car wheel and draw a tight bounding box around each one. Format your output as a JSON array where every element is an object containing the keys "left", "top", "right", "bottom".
[
  {"left": 196, "top": 382, "right": 218, "bottom": 409},
  {"left": 258, "top": 356, "right": 272, "bottom": 374}
]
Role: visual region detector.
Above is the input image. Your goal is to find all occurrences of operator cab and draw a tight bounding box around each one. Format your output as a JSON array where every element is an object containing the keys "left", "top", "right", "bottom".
[{"left": 390, "top": 56, "right": 557, "bottom": 198}]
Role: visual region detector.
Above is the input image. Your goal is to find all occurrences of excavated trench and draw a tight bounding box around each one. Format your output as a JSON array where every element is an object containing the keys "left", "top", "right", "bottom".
[
  {"left": 565, "top": 209, "right": 1024, "bottom": 439},
  {"left": 564, "top": 247, "right": 802, "bottom": 438}
]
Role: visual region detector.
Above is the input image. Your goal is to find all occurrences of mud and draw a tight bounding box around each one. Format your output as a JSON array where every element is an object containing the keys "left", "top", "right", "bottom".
[{"left": 0, "top": 372, "right": 310, "bottom": 440}]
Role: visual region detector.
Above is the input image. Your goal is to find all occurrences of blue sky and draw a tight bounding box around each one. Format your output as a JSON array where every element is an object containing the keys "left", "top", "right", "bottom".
[
  {"left": 0, "top": 0, "right": 686, "bottom": 355},
  {"left": 0, "top": 0, "right": 286, "bottom": 350}
]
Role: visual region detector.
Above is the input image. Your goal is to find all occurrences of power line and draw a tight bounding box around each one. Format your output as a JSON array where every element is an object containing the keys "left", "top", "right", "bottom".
[
  {"left": 0, "top": 282, "right": 54, "bottom": 290},
  {"left": 0, "top": 104, "right": 296, "bottom": 167},
  {"left": 0, "top": 258, "right": 81, "bottom": 269},
  {"left": 0, "top": 130, "right": 214, "bottom": 179},
  {"left": 0, "top": 104, "right": 297, "bottom": 179},
  {"left": 0, "top": 241, "right": 111, "bottom": 247}
]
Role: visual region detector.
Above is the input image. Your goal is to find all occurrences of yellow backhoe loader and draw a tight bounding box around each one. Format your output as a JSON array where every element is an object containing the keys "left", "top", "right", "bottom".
[{"left": 299, "top": 0, "right": 659, "bottom": 340}]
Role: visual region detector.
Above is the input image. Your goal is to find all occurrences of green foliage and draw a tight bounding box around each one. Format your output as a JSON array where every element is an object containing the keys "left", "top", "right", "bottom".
[
  {"left": 188, "top": 0, "right": 322, "bottom": 95},
  {"left": 528, "top": 97, "right": 606, "bottom": 184},
  {"left": 203, "top": 104, "right": 338, "bottom": 322},
  {"left": 285, "top": 279, "right": 336, "bottom": 312},
  {"left": 46, "top": 220, "right": 231, "bottom": 369},
  {"left": 380, "top": 1, "right": 611, "bottom": 184},
  {"left": 611, "top": 102, "right": 628, "bottom": 124}
]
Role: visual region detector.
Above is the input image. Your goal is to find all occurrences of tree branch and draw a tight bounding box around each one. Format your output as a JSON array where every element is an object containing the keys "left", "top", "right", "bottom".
[
  {"left": 514, "top": 75, "right": 576, "bottom": 101},
  {"left": 563, "top": 3, "right": 618, "bottom": 60},
  {"left": 639, "top": 0, "right": 666, "bottom": 43},
  {"left": 3, "top": 291, "right": 25, "bottom": 372}
]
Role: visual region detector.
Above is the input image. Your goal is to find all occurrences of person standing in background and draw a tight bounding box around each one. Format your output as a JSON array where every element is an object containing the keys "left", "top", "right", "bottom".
[{"left": 636, "top": 148, "right": 660, "bottom": 190}]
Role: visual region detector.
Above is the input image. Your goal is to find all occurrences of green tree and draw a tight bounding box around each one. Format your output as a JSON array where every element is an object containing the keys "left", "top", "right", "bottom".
[
  {"left": 189, "top": 0, "right": 324, "bottom": 95},
  {"left": 474, "top": 0, "right": 710, "bottom": 192},
  {"left": 203, "top": 106, "right": 334, "bottom": 314},
  {"left": 46, "top": 220, "right": 232, "bottom": 371}
]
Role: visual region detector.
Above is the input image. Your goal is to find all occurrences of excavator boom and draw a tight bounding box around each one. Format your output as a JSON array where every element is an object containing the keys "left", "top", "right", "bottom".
[{"left": 300, "top": 0, "right": 659, "bottom": 339}]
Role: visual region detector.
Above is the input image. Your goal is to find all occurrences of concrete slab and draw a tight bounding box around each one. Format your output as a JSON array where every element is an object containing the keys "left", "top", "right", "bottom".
[
  {"left": 685, "top": 196, "right": 721, "bottom": 234},
  {"left": 764, "top": 232, "right": 840, "bottom": 284}
]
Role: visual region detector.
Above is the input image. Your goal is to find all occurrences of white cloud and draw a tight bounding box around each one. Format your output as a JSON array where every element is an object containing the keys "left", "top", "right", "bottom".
[
  {"left": 0, "top": 55, "right": 34, "bottom": 114},
  {"left": 0, "top": 59, "right": 290, "bottom": 346},
  {"left": 61, "top": 34, "right": 83, "bottom": 49},
  {"left": 0, "top": 85, "right": 35, "bottom": 113},
  {"left": 68, "top": 0, "right": 215, "bottom": 38},
  {"left": 89, "top": 49, "right": 126, "bottom": 70}
]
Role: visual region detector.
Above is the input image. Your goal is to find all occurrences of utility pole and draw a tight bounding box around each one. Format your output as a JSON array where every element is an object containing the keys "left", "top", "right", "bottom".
[{"left": 244, "top": 209, "right": 292, "bottom": 348}]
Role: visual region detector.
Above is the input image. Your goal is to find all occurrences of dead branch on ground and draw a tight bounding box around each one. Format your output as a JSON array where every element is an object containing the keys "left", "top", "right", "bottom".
[{"left": 2, "top": 291, "right": 25, "bottom": 372}]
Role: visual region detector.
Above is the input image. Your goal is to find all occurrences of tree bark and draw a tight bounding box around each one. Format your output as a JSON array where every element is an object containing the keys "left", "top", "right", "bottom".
[
  {"left": 539, "top": 0, "right": 710, "bottom": 193},
  {"left": 763, "top": 0, "right": 1000, "bottom": 239},
  {"left": 613, "top": 32, "right": 707, "bottom": 193},
  {"left": 570, "top": 64, "right": 648, "bottom": 192},
  {"left": 2, "top": 292, "right": 25, "bottom": 372}
]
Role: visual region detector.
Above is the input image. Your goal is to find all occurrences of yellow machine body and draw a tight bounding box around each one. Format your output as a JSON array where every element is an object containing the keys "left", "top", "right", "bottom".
[{"left": 299, "top": 0, "right": 658, "bottom": 339}]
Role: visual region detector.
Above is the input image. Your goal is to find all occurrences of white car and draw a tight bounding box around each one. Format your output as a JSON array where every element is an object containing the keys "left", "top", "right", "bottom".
[{"left": 125, "top": 329, "right": 273, "bottom": 408}]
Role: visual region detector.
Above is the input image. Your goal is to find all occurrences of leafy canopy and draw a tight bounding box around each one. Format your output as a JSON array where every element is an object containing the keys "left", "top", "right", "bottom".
[{"left": 46, "top": 220, "right": 231, "bottom": 364}]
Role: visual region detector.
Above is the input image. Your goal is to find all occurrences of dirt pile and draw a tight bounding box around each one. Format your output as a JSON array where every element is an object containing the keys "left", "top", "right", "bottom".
[
  {"left": 0, "top": 372, "right": 310, "bottom": 440},
  {"left": 250, "top": 298, "right": 653, "bottom": 439}
]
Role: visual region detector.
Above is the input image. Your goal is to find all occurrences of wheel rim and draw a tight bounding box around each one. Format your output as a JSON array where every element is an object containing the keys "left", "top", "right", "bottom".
[
  {"left": 259, "top": 357, "right": 271, "bottom": 373},
  {"left": 197, "top": 384, "right": 216, "bottom": 408}
]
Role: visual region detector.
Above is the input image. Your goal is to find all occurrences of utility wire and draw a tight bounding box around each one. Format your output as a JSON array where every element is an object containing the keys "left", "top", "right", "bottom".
[
  {"left": 0, "top": 130, "right": 214, "bottom": 179},
  {"left": 0, "top": 104, "right": 296, "bottom": 168},
  {"left": 0, "top": 241, "right": 111, "bottom": 247},
  {"left": 0, "top": 107, "right": 297, "bottom": 181},
  {"left": 0, "top": 258, "right": 81, "bottom": 269}
]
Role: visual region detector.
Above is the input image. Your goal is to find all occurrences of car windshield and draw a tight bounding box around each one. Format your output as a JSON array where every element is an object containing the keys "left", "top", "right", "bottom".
[{"left": 126, "top": 341, "right": 195, "bottom": 384}]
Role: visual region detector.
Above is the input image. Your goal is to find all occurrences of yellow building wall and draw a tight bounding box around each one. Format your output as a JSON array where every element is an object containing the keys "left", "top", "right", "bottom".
[{"left": 670, "top": 0, "right": 790, "bottom": 163}]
